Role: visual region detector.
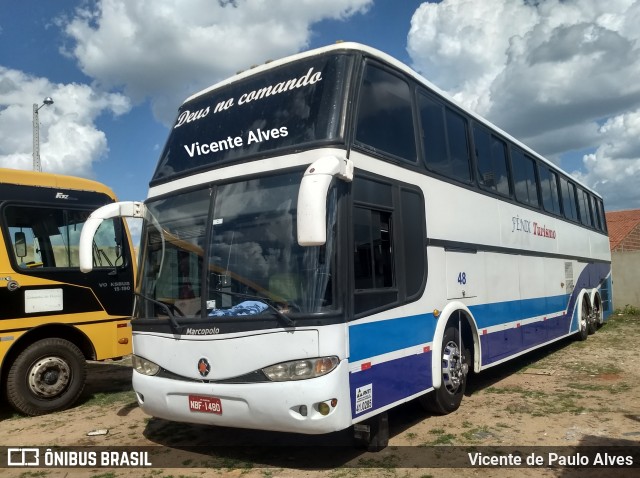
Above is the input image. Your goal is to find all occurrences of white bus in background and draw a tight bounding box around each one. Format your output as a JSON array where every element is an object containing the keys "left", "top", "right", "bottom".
[{"left": 80, "top": 42, "right": 612, "bottom": 450}]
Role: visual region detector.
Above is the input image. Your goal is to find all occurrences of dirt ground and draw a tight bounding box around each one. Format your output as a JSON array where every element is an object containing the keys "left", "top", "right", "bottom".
[{"left": 1, "top": 314, "right": 639, "bottom": 478}]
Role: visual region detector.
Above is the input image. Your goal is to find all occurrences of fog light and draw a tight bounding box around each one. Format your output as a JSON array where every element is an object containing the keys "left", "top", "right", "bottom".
[
  {"left": 299, "top": 405, "right": 308, "bottom": 417},
  {"left": 318, "top": 402, "right": 330, "bottom": 416},
  {"left": 330, "top": 398, "right": 338, "bottom": 407}
]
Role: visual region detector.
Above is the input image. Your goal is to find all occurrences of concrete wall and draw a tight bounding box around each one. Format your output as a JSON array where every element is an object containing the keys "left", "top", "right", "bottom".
[{"left": 611, "top": 250, "right": 640, "bottom": 309}]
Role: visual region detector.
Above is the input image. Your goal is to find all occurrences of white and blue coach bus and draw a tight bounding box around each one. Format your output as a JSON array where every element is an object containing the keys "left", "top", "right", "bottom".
[{"left": 79, "top": 42, "right": 612, "bottom": 449}]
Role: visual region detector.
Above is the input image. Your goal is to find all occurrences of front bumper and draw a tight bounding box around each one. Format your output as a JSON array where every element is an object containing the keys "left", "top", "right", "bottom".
[{"left": 133, "top": 359, "right": 352, "bottom": 435}]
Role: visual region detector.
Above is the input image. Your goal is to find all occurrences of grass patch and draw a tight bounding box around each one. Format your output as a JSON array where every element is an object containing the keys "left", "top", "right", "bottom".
[
  {"left": 81, "top": 390, "right": 137, "bottom": 408},
  {"left": 461, "top": 425, "right": 493, "bottom": 442},
  {"left": 566, "top": 381, "right": 632, "bottom": 394}
]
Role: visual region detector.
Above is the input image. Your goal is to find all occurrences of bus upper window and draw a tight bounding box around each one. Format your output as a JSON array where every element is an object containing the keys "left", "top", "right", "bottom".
[
  {"left": 473, "top": 125, "right": 510, "bottom": 196},
  {"left": 538, "top": 164, "right": 561, "bottom": 215},
  {"left": 576, "top": 187, "right": 594, "bottom": 227},
  {"left": 559, "top": 177, "right": 578, "bottom": 222},
  {"left": 511, "top": 148, "right": 540, "bottom": 208},
  {"left": 355, "top": 63, "right": 417, "bottom": 162},
  {"left": 420, "top": 94, "right": 471, "bottom": 182}
]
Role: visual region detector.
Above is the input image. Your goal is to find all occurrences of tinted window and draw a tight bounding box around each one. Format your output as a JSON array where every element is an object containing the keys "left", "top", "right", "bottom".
[
  {"left": 590, "top": 195, "right": 603, "bottom": 230},
  {"left": 153, "top": 54, "right": 352, "bottom": 182},
  {"left": 353, "top": 208, "right": 394, "bottom": 290},
  {"left": 597, "top": 199, "right": 607, "bottom": 232},
  {"left": 559, "top": 177, "right": 578, "bottom": 221},
  {"left": 419, "top": 95, "right": 448, "bottom": 172},
  {"left": 401, "top": 189, "right": 425, "bottom": 298},
  {"left": 538, "top": 164, "right": 561, "bottom": 215},
  {"left": 474, "top": 125, "right": 510, "bottom": 196},
  {"left": 446, "top": 109, "right": 472, "bottom": 181},
  {"left": 576, "top": 187, "right": 594, "bottom": 227},
  {"left": 420, "top": 94, "right": 471, "bottom": 182},
  {"left": 355, "top": 63, "right": 417, "bottom": 161},
  {"left": 511, "top": 149, "right": 539, "bottom": 207}
]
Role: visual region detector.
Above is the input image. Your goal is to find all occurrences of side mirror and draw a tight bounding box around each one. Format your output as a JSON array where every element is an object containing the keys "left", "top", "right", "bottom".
[
  {"left": 14, "top": 232, "right": 27, "bottom": 258},
  {"left": 80, "top": 202, "right": 144, "bottom": 273},
  {"left": 297, "top": 156, "right": 353, "bottom": 246}
]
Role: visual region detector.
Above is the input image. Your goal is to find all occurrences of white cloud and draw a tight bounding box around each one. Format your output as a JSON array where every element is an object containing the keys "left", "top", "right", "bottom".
[
  {"left": 0, "top": 66, "right": 131, "bottom": 176},
  {"left": 407, "top": 0, "right": 640, "bottom": 210},
  {"left": 60, "top": 0, "right": 372, "bottom": 124}
]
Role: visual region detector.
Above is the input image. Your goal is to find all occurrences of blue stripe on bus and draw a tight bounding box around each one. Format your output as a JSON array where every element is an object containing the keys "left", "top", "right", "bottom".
[
  {"left": 469, "top": 295, "right": 567, "bottom": 329},
  {"left": 349, "top": 313, "right": 435, "bottom": 363},
  {"left": 348, "top": 263, "right": 612, "bottom": 363},
  {"left": 348, "top": 262, "right": 612, "bottom": 418},
  {"left": 350, "top": 351, "right": 432, "bottom": 418},
  {"left": 348, "top": 295, "right": 563, "bottom": 363}
]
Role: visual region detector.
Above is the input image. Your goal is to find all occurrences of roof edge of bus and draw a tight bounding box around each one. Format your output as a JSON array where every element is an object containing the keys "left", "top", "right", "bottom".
[
  {"left": 183, "top": 42, "right": 383, "bottom": 104},
  {"left": 0, "top": 167, "right": 118, "bottom": 198},
  {"left": 180, "top": 42, "right": 601, "bottom": 199}
]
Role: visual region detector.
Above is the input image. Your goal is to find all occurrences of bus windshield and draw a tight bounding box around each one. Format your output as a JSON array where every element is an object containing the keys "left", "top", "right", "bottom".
[
  {"left": 151, "top": 54, "right": 353, "bottom": 183},
  {"left": 138, "top": 171, "right": 337, "bottom": 320}
]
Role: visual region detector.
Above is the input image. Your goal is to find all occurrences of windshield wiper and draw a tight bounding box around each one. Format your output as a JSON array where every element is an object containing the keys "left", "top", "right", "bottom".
[
  {"left": 212, "top": 289, "right": 295, "bottom": 327},
  {"left": 134, "top": 292, "right": 182, "bottom": 333}
]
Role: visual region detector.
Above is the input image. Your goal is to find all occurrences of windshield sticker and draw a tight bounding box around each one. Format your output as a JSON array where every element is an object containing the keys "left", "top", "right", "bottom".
[{"left": 174, "top": 67, "right": 323, "bottom": 130}]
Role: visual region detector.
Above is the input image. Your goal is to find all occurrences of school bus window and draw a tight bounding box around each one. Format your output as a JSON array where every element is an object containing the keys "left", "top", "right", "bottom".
[{"left": 4, "top": 205, "right": 122, "bottom": 269}]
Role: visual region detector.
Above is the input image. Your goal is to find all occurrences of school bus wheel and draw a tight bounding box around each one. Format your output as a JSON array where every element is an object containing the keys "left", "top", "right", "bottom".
[{"left": 6, "top": 338, "right": 87, "bottom": 416}]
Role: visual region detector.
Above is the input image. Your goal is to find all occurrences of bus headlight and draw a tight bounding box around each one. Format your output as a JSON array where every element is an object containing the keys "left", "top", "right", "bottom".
[
  {"left": 132, "top": 355, "right": 160, "bottom": 376},
  {"left": 263, "top": 356, "right": 339, "bottom": 381}
]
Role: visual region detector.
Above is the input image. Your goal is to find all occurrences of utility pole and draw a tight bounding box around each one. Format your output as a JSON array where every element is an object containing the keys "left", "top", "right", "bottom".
[{"left": 32, "top": 97, "right": 54, "bottom": 172}]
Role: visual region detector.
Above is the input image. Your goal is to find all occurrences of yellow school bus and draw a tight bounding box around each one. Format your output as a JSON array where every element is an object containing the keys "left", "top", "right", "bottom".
[{"left": 0, "top": 168, "right": 135, "bottom": 415}]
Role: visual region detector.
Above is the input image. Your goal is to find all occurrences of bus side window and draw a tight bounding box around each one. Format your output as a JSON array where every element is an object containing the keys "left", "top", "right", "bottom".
[
  {"left": 511, "top": 148, "right": 540, "bottom": 208},
  {"left": 576, "top": 187, "right": 594, "bottom": 227},
  {"left": 473, "top": 125, "right": 511, "bottom": 196},
  {"left": 353, "top": 177, "right": 397, "bottom": 315},
  {"left": 559, "top": 177, "right": 578, "bottom": 222},
  {"left": 538, "top": 164, "right": 561, "bottom": 215},
  {"left": 597, "top": 199, "right": 607, "bottom": 233},
  {"left": 355, "top": 63, "right": 417, "bottom": 162},
  {"left": 419, "top": 94, "right": 471, "bottom": 183}
]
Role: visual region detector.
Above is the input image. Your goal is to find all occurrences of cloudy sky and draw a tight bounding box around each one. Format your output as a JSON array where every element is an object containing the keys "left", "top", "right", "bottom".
[{"left": 1, "top": 0, "right": 639, "bottom": 224}]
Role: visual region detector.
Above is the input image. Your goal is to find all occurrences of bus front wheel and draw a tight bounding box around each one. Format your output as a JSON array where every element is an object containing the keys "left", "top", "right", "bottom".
[
  {"left": 419, "top": 322, "right": 469, "bottom": 415},
  {"left": 6, "top": 338, "right": 87, "bottom": 416}
]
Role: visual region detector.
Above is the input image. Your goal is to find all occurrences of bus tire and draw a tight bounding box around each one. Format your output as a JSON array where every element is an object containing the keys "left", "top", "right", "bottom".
[
  {"left": 576, "top": 297, "right": 591, "bottom": 341},
  {"left": 419, "top": 322, "right": 469, "bottom": 415},
  {"left": 577, "top": 299, "right": 590, "bottom": 341},
  {"left": 6, "top": 338, "right": 87, "bottom": 416}
]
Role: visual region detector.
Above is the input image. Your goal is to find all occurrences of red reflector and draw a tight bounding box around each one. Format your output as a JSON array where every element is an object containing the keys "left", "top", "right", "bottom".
[
  {"left": 361, "top": 362, "right": 372, "bottom": 371},
  {"left": 117, "top": 323, "right": 128, "bottom": 328},
  {"left": 423, "top": 346, "right": 430, "bottom": 353},
  {"left": 516, "top": 323, "right": 521, "bottom": 328},
  {"left": 483, "top": 329, "right": 487, "bottom": 335}
]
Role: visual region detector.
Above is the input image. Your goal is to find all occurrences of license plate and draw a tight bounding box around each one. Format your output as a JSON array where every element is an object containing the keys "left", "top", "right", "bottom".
[{"left": 188, "top": 395, "right": 222, "bottom": 414}]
